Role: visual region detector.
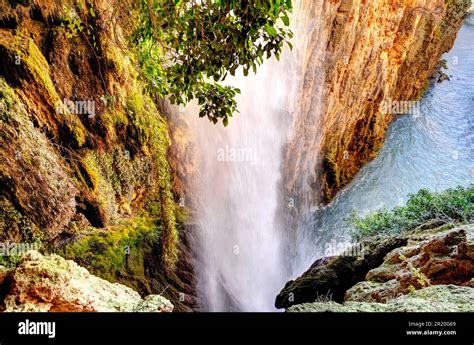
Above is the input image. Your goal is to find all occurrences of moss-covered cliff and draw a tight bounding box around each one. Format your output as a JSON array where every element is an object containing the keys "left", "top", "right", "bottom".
[{"left": 0, "top": 0, "right": 195, "bottom": 311}]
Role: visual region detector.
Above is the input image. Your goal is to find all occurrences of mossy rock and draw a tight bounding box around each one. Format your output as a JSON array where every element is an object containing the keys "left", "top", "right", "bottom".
[{"left": 57, "top": 217, "right": 196, "bottom": 312}]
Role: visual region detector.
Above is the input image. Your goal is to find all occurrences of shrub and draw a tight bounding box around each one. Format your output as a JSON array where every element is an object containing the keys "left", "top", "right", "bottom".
[{"left": 350, "top": 184, "right": 474, "bottom": 241}]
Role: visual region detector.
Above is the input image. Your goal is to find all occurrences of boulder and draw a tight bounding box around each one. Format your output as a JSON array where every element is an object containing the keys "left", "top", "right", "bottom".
[
  {"left": 345, "top": 225, "right": 474, "bottom": 303},
  {"left": 1, "top": 251, "right": 173, "bottom": 312},
  {"left": 277, "top": 224, "right": 474, "bottom": 310},
  {"left": 275, "top": 236, "right": 408, "bottom": 309}
]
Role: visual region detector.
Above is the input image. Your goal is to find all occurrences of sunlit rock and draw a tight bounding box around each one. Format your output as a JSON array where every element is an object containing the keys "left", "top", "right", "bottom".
[
  {"left": 287, "top": 285, "right": 474, "bottom": 312},
  {"left": 0, "top": 251, "right": 173, "bottom": 312}
]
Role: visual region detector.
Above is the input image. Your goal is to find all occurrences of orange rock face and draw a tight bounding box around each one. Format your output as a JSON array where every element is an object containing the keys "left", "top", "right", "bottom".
[{"left": 284, "top": 0, "right": 470, "bottom": 208}]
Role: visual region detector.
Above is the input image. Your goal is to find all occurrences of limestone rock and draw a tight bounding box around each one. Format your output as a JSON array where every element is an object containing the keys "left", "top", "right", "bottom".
[
  {"left": 345, "top": 225, "right": 474, "bottom": 303},
  {"left": 275, "top": 236, "right": 408, "bottom": 309},
  {"left": 134, "top": 295, "right": 174, "bottom": 313},
  {"left": 1, "top": 251, "right": 173, "bottom": 312},
  {"left": 287, "top": 285, "right": 474, "bottom": 312},
  {"left": 277, "top": 224, "right": 474, "bottom": 310}
]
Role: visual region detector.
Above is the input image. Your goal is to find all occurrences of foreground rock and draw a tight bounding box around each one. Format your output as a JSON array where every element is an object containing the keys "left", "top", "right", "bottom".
[
  {"left": 0, "top": 251, "right": 173, "bottom": 312},
  {"left": 287, "top": 285, "right": 474, "bottom": 312},
  {"left": 275, "top": 235, "right": 408, "bottom": 308},
  {"left": 345, "top": 225, "right": 474, "bottom": 303},
  {"left": 276, "top": 224, "right": 474, "bottom": 310}
]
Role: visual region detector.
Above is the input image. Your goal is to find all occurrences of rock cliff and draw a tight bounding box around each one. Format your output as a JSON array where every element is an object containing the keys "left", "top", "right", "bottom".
[
  {"left": 284, "top": 0, "right": 471, "bottom": 207},
  {"left": 0, "top": 0, "right": 196, "bottom": 311}
]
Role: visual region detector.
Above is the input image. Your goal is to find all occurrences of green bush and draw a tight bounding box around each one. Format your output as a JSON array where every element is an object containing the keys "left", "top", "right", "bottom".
[{"left": 350, "top": 184, "right": 474, "bottom": 241}]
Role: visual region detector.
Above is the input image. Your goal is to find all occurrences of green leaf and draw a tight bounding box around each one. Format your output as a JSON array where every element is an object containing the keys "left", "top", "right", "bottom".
[
  {"left": 265, "top": 23, "right": 278, "bottom": 37},
  {"left": 135, "top": 0, "right": 293, "bottom": 126}
]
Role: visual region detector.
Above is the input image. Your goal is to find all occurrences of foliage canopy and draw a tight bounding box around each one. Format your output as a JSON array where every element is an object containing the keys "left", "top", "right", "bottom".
[{"left": 134, "top": 0, "right": 293, "bottom": 125}]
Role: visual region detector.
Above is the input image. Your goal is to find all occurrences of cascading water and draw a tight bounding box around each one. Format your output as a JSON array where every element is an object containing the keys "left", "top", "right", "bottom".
[
  {"left": 188, "top": 60, "right": 292, "bottom": 311},
  {"left": 179, "top": 3, "right": 474, "bottom": 312},
  {"left": 180, "top": 1, "right": 320, "bottom": 312}
]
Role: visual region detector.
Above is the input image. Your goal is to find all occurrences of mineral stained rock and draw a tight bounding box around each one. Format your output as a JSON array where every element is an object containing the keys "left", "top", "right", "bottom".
[{"left": 284, "top": 0, "right": 471, "bottom": 205}]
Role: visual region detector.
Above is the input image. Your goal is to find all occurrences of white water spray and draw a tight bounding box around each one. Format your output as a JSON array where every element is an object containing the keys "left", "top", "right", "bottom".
[
  {"left": 190, "top": 58, "right": 294, "bottom": 311},
  {"left": 177, "top": 1, "right": 324, "bottom": 311}
]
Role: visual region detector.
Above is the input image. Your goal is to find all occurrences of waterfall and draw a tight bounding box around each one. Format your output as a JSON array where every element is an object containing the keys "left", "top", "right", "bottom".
[
  {"left": 175, "top": 1, "right": 327, "bottom": 311},
  {"left": 280, "top": 0, "right": 332, "bottom": 276},
  {"left": 187, "top": 58, "right": 294, "bottom": 312},
  {"left": 165, "top": 0, "right": 472, "bottom": 313}
]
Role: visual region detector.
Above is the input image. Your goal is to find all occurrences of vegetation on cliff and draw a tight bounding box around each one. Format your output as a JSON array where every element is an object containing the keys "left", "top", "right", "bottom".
[
  {"left": 351, "top": 184, "right": 474, "bottom": 240},
  {"left": 0, "top": 0, "right": 294, "bottom": 281}
]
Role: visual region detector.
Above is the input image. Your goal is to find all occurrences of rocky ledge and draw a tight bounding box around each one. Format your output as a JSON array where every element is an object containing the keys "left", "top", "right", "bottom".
[
  {"left": 276, "top": 223, "right": 474, "bottom": 312},
  {"left": 288, "top": 285, "right": 474, "bottom": 312},
  {"left": 0, "top": 251, "right": 173, "bottom": 312}
]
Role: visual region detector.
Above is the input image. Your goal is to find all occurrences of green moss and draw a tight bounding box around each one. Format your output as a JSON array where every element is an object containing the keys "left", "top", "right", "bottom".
[
  {"left": 78, "top": 146, "right": 162, "bottom": 225},
  {"left": 0, "top": 33, "right": 87, "bottom": 147},
  {"left": 82, "top": 151, "right": 119, "bottom": 224},
  {"left": 101, "top": 109, "right": 129, "bottom": 141},
  {"left": 81, "top": 153, "right": 101, "bottom": 192},
  {"left": 104, "top": 41, "right": 136, "bottom": 77},
  {"left": 416, "top": 80, "right": 431, "bottom": 100},
  {"left": 58, "top": 217, "right": 161, "bottom": 291},
  {"left": 8, "top": 34, "right": 60, "bottom": 106},
  {"left": 0, "top": 79, "right": 15, "bottom": 123},
  {"left": 0, "top": 196, "right": 43, "bottom": 268},
  {"left": 125, "top": 85, "right": 179, "bottom": 269},
  {"left": 174, "top": 205, "right": 191, "bottom": 225}
]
